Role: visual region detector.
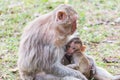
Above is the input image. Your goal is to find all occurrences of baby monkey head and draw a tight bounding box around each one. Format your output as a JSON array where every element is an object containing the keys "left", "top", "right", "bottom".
[{"left": 66, "top": 38, "right": 86, "bottom": 55}]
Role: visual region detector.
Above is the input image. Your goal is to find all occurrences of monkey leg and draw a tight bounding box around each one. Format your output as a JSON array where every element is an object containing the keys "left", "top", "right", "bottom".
[
  {"left": 35, "top": 74, "right": 58, "bottom": 80},
  {"left": 113, "top": 75, "right": 120, "bottom": 80},
  {"left": 61, "top": 76, "right": 82, "bottom": 80},
  {"left": 94, "top": 66, "right": 120, "bottom": 80},
  {"left": 94, "top": 66, "right": 113, "bottom": 80},
  {"left": 19, "top": 70, "right": 35, "bottom": 80},
  {"left": 35, "top": 74, "right": 82, "bottom": 80}
]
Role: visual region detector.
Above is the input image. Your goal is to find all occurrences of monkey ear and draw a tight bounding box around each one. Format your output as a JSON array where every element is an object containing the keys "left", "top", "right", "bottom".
[
  {"left": 57, "top": 11, "right": 67, "bottom": 21},
  {"left": 81, "top": 45, "right": 86, "bottom": 52}
]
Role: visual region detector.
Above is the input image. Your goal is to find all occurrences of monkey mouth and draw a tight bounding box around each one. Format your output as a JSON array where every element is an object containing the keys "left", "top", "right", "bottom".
[{"left": 66, "top": 52, "right": 74, "bottom": 56}]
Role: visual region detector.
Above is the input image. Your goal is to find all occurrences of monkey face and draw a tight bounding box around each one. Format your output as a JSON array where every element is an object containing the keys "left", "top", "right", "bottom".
[
  {"left": 66, "top": 42, "right": 76, "bottom": 55},
  {"left": 66, "top": 38, "right": 86, "bottom": 55},
  {"left": 55, "top": 4, "right": 78, "bottom": 35}
]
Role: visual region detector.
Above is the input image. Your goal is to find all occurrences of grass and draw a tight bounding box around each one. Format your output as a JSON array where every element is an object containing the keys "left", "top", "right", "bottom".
[{"left": 0, "top": 0, "right": 120, "bottom": 80}]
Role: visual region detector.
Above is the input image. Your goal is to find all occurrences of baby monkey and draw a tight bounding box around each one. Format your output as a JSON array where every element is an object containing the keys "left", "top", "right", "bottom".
[
  {"left": 63, "top": 38, "right": 93, "bottom": 79},
  {"left": 63, "top": 38, "right": 120, "bottom": 80}
]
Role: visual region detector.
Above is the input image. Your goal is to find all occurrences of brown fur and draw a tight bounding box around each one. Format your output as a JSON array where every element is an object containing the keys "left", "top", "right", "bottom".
[
  {"left": 63, "top": 38, "right": 91, "bottom": 78},
  {"left": 64, "top": 37, "right": 120, "bottom": 80},
  {"left": 18, "top": 4, "right": 87, "bottom": 80}
]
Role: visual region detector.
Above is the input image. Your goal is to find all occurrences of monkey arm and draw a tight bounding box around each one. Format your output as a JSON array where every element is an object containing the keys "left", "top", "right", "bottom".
[
  {"left": 65, "top": 54, "right": 80, "bottom": 69},
  {"left": 86, "top": 55, "right": 96, "bottom": 75},
  {"left": 66, "top": 64, "right": 79, "bottom": 69},
  {"left": 51, "top": 63, "right": 88, "bottom": 80}
]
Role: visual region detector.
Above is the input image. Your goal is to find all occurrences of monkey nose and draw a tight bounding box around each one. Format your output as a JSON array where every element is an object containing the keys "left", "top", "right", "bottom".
[
  {"left": 72, "top": 14, "right": 78, "bottom": 23},
  {"left": 74, "top": 14, "right": 79, "bottom": 20}
]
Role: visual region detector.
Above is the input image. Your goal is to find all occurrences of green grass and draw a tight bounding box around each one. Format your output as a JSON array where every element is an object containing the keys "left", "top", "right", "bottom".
[{"left": 0, "top": 0, "right": 120, "bottom": 80}]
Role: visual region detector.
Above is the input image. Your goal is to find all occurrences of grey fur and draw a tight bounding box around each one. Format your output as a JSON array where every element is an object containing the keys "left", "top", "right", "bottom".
[{"left": 17, "top": 4, "right": 87, "bottom": 80}]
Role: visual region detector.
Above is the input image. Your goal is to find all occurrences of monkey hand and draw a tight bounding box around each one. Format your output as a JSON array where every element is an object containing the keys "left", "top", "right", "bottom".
[
  {"left": 89, "top": 61, "right": 96, "bottom": 79},
  {"left": 76, "top": 74, "right": 88, "bottom": 80},
  {"left": 90, "top": 62, "right": 96, "bottom": 75},
  {"left": 72, "top": 70, "right": 88, "bottom": 80},
  {"left": 66, "top": 64, "right": 79, "bottom": 70}
]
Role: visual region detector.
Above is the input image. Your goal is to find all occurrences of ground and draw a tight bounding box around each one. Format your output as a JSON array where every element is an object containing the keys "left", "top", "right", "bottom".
[{"left": 0, "top": 0, "right": 120, "bottom": 80}]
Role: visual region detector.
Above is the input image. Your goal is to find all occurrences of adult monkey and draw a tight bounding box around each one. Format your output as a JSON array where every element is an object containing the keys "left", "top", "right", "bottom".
[{"left": 18, "top": 4, "right": 87, "bottom": 80}]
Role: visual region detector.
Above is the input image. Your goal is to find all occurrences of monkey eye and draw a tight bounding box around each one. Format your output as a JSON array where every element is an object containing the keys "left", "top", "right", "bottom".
[
  {"left": 66, "top": 45, "right": 70, "bottom": 50},
  {"left": 67, "top": 45, "right": 70, "bottom": 48}
]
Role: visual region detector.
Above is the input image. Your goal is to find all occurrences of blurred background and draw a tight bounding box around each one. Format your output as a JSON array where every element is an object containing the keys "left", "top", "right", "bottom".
[{"left": 0, "top": 0, "right": 120, "bottom": 80}]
